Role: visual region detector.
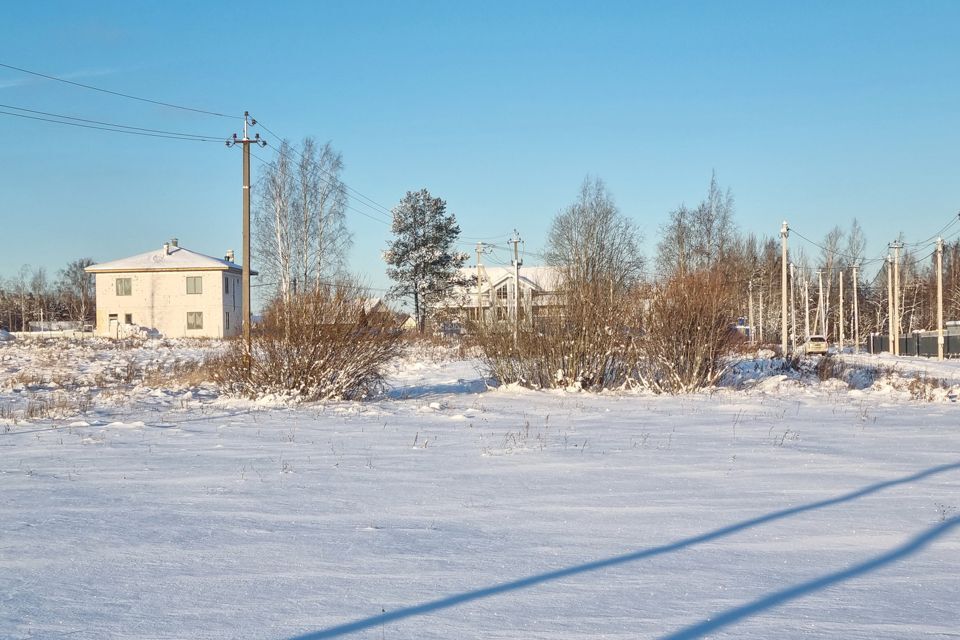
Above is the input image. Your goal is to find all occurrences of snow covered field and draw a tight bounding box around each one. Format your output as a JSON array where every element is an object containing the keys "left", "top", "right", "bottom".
[{"left": 2, "top": 337, "right": 959, "bottom": 639}]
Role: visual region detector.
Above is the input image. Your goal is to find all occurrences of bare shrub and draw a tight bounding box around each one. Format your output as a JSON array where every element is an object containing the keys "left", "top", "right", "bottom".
[
  {"left": 638, "top": 270, "right": 742, "bottom": 393},
  {"left": 210, "top": 282, "right": 404, "bottom": 400}
]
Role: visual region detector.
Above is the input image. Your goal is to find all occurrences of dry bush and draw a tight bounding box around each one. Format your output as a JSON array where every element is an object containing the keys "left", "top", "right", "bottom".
[
  {"left": 210, "top": 283, "right": 404, "bottom": 401},
  {"left": 637, "top": 270, "right": 742, "bottom": 393},
  {"left": 471, "top": 278, "right": 646, "bottom": 390}
]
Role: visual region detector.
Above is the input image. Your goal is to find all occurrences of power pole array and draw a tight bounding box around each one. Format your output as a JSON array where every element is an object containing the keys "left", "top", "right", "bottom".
[
  {"left": 937, "top": 237, "right": 945, "bottom": 361},
  {"left": 886, "top": 255, "right": 894, "bottom": 354},
  {"left": 852, "top": 263, "right": 860, "bottom": 354},
  {"left": 890, "top": 240, "right": 903, "bottom": 355},
  {"left": 226, "top": 112, "right": 266, "bottom": 362}
]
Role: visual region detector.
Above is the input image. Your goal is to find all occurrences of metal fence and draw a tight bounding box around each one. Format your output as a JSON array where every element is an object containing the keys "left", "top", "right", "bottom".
[{"left": 868, "top": 329, "right": 960, "bottom": 357}]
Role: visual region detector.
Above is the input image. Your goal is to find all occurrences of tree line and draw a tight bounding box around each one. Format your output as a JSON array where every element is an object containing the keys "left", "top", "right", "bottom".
[{"left": 0, "top": 259, "right": 95, "bottom": 332}]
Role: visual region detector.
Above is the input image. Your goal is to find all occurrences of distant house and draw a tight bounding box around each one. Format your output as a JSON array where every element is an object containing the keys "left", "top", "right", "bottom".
[
  {"left": 85, "top": 238, "right": 256, "bottom": 339},
  {"left": 444, "top": 265, "right": 563, "bottom": 328}
]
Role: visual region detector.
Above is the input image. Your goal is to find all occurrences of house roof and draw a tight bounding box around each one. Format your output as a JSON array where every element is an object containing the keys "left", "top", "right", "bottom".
[
  {"left": 463, "top": 265, "right": 562, "bottom": 293},
  {"left": 86, "top": 244, "right": 257, "bottom": 275}
]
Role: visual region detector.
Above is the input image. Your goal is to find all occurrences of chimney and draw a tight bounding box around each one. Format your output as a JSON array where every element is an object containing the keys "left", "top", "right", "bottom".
[
  {"left": 163, "top": 242, "right": 170, "bottom": 255},
  {"left": 170, "top": 237, "right": 179, "bottom": 248},
  {"left": 225, "top": 249, "right": 235, "bottom": 263}
]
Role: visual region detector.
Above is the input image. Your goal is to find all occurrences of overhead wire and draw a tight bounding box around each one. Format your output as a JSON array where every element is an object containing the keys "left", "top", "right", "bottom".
[
  {"left": 0, "top": 61, "right": 239, "bottom": 119},
  {"left": 0, "top": 102, "right": 222, "bottom": 140},
  {"left": 0, "top": 108, "right": 223, "bottom": 142}
]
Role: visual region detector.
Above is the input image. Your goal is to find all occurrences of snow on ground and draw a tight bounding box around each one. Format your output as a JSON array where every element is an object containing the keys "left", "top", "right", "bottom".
[{"left": 1, "top": 338, "right": 959, "bottom": 639}]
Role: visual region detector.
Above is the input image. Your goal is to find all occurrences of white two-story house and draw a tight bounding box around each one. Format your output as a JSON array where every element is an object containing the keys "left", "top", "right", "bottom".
[{"left": 85, "top": 239, "right": 255, "bottom": 338}]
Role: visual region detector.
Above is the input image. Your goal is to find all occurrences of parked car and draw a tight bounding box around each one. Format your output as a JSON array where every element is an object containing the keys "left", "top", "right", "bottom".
[{"left": 804, "top": 334, "right": 828, "bottom": 355}]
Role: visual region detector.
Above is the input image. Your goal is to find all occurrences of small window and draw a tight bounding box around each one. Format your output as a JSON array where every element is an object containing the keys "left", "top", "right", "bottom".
[
  {"left": 186, "top": 276, "right": 203, "bottom": 295},
  {"left": 496, "top": 284, "right": 508, "bottom": 300},
  {"left": 108, "top": 313, "right": 118, "bottom": 321},
  {"left": 187, "top": 312, "right": 203, "bottom": 330},
  {"left": 124, "top": 314, "right": 133, "bottom": 325},
  {"left": 116, "top": 278, "right": 132, "bottom": 296},
  {"left": 224, "top": 312, "right": 230, "bottom": 331},
  {"left": 224, "top": 277, "right": 229, "bottom": 294}
]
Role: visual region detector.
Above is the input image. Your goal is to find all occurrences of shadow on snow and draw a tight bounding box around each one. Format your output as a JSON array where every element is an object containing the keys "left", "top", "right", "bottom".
[{"left": 286, "top": 461, "right": 960, "bottom": 639}]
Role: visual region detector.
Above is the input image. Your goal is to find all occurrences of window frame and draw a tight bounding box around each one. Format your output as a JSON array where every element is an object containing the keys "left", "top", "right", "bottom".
[
  {"left": 116, "top": 278, "right": 132, "bottom": 296},
  {"left": 186, "top": 276, "right": 203, "bottom": 295},
  {"left": 186, "top": 312, "right": 204, "bottom": 330}
]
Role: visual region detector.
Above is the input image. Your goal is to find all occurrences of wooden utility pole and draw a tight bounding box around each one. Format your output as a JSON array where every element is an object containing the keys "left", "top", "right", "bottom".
[
  {"left": 780, "top": 221, "right": 789, "bottom": 354},
  {"left": 748, "top": 280, "right": 755, "bottom": 345},
  {"left": 510, "top": 230, "right": 523, "bottom": 345},
  {"left": 226, "top": 112, "right": 266, "bottom": 363},
  {"left": 891, "top": 241, "right": 903, "bottom": 355},
  {"left": 852, "top": 263, "right": 860, "bottom": 354},
  {"left": 759, "top": 288, "right": 764, "bottom": 343},
  {"left": 886, "top": 255, "right": 894, "bottom": 354},
  {"left": 937, "top": 237, "right": 944, "bottom": 360},
  {"left": 803, "top": 276, "right": 811, "bottom": 343}
]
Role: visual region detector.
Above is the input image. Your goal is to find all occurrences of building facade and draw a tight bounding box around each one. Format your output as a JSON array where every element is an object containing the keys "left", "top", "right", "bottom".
[{"left": 85, "top": 239, "right": 253, "bottom": 339}]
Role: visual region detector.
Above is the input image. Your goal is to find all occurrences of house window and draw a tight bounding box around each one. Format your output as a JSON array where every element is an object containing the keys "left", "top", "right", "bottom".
[
  {"left": 224, "top": 312, "right": 230, "bottom": 331},
  {"left": 496, "top": 284, "right": 508, "bottom": 300},
  {"left": 224, "top": 277, "right": 229, "bottom": 294},
  {"left": 116, "top": 278, "right": 132, "bottom": 296},
  {"left": 124, "top": 314, "right": 133, "bottom": 325},
  {"left": 187, "top": 312, "right": 203, "bottom": 330},
  {"left": 108, "top": 313, "right": 118, "bottom": 322},
  {"left": 186, "top": 276, "right": 203, "bottom": 295}
]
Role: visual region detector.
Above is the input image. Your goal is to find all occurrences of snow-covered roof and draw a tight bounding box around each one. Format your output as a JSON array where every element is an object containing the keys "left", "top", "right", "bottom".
[
  {"left": 86, "top": 244, "right": 255, "bottom": 274},
  {"left": 461, "top": 265, "right": 562, "bottom": 293}
]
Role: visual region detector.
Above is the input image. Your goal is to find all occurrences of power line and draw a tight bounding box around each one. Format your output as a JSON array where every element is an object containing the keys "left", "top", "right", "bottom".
[
  {"left": 0, "top": 109, "right": 222, "bottom": 142},
  {"left": 0, "top": 61, "right": 239, "bottom": 119},
  {"left": 0, "top": 102, "right": 221, "bottom": 139},
  {"left": 247, "top": 148, "right": 393, "bottom": 226},
  {"left": 253, "top": 119, "right": 395, "bottom": 221}
]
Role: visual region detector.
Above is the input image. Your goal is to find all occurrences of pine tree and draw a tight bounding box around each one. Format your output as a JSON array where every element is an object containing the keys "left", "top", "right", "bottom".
[{"left": 384, "top": 189, "right": 467, "bottom": 333}]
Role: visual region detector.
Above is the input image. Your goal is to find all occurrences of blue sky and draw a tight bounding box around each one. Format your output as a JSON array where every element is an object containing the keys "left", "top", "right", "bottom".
[{"left": 2, "top": 1, "right": 959, "bottom": 304}]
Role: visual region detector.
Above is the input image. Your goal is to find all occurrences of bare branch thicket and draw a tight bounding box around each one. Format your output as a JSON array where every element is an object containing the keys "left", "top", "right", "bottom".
[
  {"left": 255, "top": 138, "right": 351, "bottom": 304},
  {"left": 210, "top": 281, "right": 404, "bottom": 401},
  {"left": 639, "top": 270, "right": 743, "bottom": 392}
]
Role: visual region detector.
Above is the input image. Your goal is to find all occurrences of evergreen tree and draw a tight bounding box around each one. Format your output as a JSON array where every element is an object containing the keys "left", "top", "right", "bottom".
[{"left": 384, "top": 189, "right": 467, "bottom": 333}]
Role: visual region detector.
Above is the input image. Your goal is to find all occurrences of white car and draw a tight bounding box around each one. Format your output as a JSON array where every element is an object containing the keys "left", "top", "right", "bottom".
[{"left": 804, "top": 335, "right": 828, "bottom": 355}]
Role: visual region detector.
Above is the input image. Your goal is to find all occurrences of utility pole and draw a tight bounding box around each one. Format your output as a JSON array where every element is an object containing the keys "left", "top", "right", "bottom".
[
  {"left": 803, "top": 276, "right": 811, "bottom": 343},
  {"left": 748, "top": 280, "right": 755, "bottom": 345},
  {"left": 890, "top": 240, "right": 903, "bottom": 355},
  {"left": 510, "top": 230, "right": 523, "bottom": 346},
  {"left": 852, "top": 263, "right": 860, "bottom": 354},
  {"left": 838, "top": 268, "right": 844, "bottom": 350},
  {"left": 817, "top": 269, "right": 825, "bottom": 337},
  {"left": 475, "top": 242, "right": 491, "bottom": 325},
  {"left": 937, "top": 237, "right": 944, "bottom": 360},
  {"left": 789, "top": 263, "right": 797, "bottom": 352},
  {"left": 780, "top": 221, "right": 789, "bottom": 354},
  {"left": 226, "top": 112, "right": 266, "bottom": 364},
  {"left": 886, "top": 255, "right": 894, "bottom": 354},
  {"left": 759, "top": 288, "right": 764, "bottom": 343}
]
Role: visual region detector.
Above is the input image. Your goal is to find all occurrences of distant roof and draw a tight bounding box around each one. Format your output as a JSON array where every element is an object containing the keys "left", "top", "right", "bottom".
[
  {"left": 459, "top": 265, "right": 562, "bottom": 292},
  {"left": 86, "top": 244, "right": 256, "bottom": 274}
]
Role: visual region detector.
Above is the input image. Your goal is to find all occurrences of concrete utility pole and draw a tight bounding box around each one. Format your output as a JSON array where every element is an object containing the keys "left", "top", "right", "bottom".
[
  {"left": 475, "top": 242, "right": 491, "bottom": 325},
  {"left": 838, "top": 268, "right": 844, "bottom": 350},
  {"left": 852, "top": 263, "right": 860, "bottom": 354},
  {"left": 890, "top": 240, "right": 903, "bottom": 355},
  {"left": 886, "top": 255, "right": 894, "bottom": 354},
  {"left": 817, "top": 269, "right": 825, "bottom": 337},
  {"left": 789, "top": 263, "right": 797, "bottom": 352},
  {"left": 780, "top": 221, "right": 789, "bottom": 354},
  {"left": 226, "top": 112, "right": 266, "bottom": 364},
  {"left": 803, "top": 276, "right": 811, "bottom": 343},
  {"left": 937, "top": 237, "right": 945, "bottom": 360},
  {"left": 748, "top": 280, "right": 755, "bottom": 345},
  {"left": 759, "top": 288, "right": 764, "bottom": 343},
  {"left": 510, "top": 230, "right": 523, "bottom": 345}
]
